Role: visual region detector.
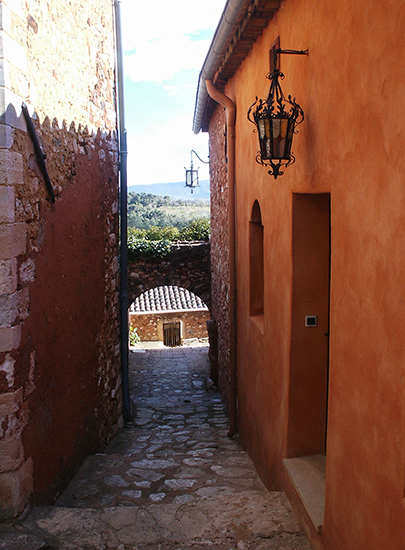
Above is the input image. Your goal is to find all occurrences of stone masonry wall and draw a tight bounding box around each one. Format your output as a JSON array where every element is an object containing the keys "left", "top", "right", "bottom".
[
  {"left": 0, "top": 0, "right": 120, "bottom": 516},
  {"left": 130, "top": 310, "right": 210, "bottom": 342},
  {"left": 208, "top": 106, "right": 231, "bottom": 411}
]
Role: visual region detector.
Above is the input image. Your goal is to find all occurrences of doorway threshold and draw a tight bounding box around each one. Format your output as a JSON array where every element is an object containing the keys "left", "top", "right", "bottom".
[{"left": 283, "top": 454, "right": 326, "bottom": 533}]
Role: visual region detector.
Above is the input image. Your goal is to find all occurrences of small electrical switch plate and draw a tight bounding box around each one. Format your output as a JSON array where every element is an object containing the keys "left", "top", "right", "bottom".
[{"left": 305, "top": 315, "right": 317, "bottom": 327}]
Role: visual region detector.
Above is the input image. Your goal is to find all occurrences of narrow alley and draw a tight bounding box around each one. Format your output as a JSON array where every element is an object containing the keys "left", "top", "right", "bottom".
[{"left": 0, "top": 344, "right": 310, "bottom": 550}]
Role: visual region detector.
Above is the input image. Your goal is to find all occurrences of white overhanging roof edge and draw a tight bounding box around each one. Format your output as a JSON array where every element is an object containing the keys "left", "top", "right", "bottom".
[{"left": 192, "top": 0, "right": 252, "bottom": 134}]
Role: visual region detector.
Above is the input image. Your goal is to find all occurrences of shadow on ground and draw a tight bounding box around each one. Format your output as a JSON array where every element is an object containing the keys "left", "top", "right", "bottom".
[{"left": 0, "top": 344, "right": 311, "bottom": 550}]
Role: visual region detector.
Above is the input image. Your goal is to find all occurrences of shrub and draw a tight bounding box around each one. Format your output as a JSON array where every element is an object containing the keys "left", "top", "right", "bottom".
[
  {"left": 179, "top": 218, "right": 210, "bottom": 241},
  {"left": 127, "top": 237, "right": 171, "bottom": 260},
  {"left": 129, "top": 326, "right": 141, "bottom": 346},
  {"left": 145, "top": 226, "right": 180, "bottom": 241},
  {"left": 127, "top": 218, "right": 210, "bottom": 259},
  {"left": 128, "top": 227, "right": 147, "bottom": 239}
]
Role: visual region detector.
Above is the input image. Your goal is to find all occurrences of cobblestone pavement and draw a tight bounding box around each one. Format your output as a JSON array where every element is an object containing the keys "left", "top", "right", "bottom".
[{"left": 0, "top": 343, "right": 311, "bottom": 550}]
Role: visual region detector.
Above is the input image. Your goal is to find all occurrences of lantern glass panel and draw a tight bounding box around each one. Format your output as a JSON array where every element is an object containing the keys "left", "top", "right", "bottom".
[
  {"left": 258, "top": 119, "right": 266, "bottom": 139},
  {"left": 186, "top": 169, "right": 198, "bottom": 187},
  {"left": 281, "top": 118, "right": 288, "bottom": 138},
  {"left": 272, "top": 118, "right": 281, "bottom": 140},
  {"left": 270, "top": 116, "right": 295, "bottom": 160},
  {"left": 186, "top": 170, "right": 192, "bottom": 186},
  {"left": 265, "top": 139, "right": 271, "bottom": 159}
]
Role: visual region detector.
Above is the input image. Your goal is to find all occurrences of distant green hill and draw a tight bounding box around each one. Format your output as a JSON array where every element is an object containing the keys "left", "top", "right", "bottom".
[{"left": 128, "top": 179, "right": 210, "bottom": 200}]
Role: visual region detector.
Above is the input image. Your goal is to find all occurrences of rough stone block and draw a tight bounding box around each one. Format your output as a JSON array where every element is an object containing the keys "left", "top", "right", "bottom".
[
  {"left": 0, "top": 288, "right": 29, "bottom": 327},
  {"left": 0, "top": 388, "right": 27, "bottom": 440},
  {"left": 0, "top": 458, "right": 33, "bottom": 520},
  {"left": 0, "top": 257, "right": 17, "bottom": 294},
  {"left": 0, "top": 59, "right": 4, "bottom": 91},
  {"left": 0, "top": 31, "right": 27, "bottom": 73},
  {"left": 0, "top": 387, "right": 23, "bottom": 419},
  {"left": 0, "top": 433, "right": 24, "bottom": 473},
  {"left": 0, "top": 124, "right": 14, "bottom": 149},
  {"left": 15, "top": 287, "right": 29, "bottom": 320},
  {"left": 0, "top": 353, "right": 15, "bottom": 387},
  {"left": 0, "top": 293, "right": 14, "bottom": 327},
  {"left": 0, "top": 324, "right": 21, "bottom": 352},
  {"left": 19, "top": 258, "right": 35, "bottom": 285},
  {"left": 0, "top": 186, "right": 13, "bottom": 223},
  {"left": 0, "top": 149, "right": 23, "bottom": 185},
  {"left": 0, "top": 5, "right": 10, "bottom": 35},
  {"left": 111, "top": 256, "right": 119, "bottom": 275},
  {"left": 0, "top": 222, "right": 26, "bottom": 259}
]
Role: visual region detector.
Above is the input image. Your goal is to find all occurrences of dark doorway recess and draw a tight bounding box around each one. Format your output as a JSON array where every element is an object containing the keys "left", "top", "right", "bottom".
[
  {"left": 288, "top": 193, "right": 331, "bottom": 457},
  {"left": 163, "top": 321, "right": 181, "bottom": 347}
]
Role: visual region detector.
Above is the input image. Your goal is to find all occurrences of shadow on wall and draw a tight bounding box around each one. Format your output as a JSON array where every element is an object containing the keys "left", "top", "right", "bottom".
[
  {"left": 128, "top": 241, "right": 211, "bottom": 312},
  {"left": 0, "top": 102, "right": 120, "bottom": 516}
]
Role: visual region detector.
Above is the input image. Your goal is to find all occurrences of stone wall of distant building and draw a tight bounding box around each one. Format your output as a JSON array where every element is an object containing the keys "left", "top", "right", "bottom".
[{"left": 130, "top": 310, "right": 210, "bottom": 343}]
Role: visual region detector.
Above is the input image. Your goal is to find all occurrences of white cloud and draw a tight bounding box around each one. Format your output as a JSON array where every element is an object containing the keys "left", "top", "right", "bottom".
[
  {"left": 120, "top": 0, "right": 224, "bottom": 83},
  {"left": 163, "top": 84, "right": 179, "bottom": 96},
  {"left": 119, "top": 0, "right": 223, "bottom": 186},
  {"left": 124, "top": 37, "right": 212, "bottom": 83},
  {"left": 127, "top": 112, "right": 210, "bottom": 186}
]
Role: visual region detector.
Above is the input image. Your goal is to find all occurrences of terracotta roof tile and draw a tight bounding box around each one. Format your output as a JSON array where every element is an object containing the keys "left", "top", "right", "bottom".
[{"left": 130, "top": 286, "right": 208, "bottom": 313}]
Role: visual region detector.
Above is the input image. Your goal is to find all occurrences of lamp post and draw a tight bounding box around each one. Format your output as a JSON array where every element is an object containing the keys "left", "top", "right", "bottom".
[
  {"left": 185, "top": 150, "right": 209, "bottom": 193},
  {"left": 248, "top": 48, "right": 307, "bottom": 179}
]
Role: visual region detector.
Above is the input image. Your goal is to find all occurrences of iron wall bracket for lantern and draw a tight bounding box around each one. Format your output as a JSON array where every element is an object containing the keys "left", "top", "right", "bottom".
[
  {"left": 185, "top": 149, "right": 209, "bottom": 193},
  {"left": 247, "top": 48, "right": 307, "bottom": 179}
]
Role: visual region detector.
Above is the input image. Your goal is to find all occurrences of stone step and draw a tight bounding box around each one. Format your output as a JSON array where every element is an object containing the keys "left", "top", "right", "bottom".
[
  {"left": 0, "top": 532, "right": 49, "bottom": 550},
  {"left": 14, "top": 492, "right": 308, "bottom": 550}
]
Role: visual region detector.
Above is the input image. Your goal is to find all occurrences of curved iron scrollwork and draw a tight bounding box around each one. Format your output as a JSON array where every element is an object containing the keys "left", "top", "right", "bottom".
[{"left": 247, "top": 48, "right": 307, "bottom": 179}]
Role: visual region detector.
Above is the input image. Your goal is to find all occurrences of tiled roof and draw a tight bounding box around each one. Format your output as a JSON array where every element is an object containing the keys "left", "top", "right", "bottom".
[{"left": 130, "top": 286, "right": 208, "bottom": 313}]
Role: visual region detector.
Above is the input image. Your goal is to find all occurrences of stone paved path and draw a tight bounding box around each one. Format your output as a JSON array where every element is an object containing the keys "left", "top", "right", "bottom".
[{"left": 0, "top": 344, "right": 311, "bottom": 550}]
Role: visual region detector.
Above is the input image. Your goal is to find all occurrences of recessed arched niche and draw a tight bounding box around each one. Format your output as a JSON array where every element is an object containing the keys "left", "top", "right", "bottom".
[{"left": 249, "top": 200, "right": 264, "bottom": 318}]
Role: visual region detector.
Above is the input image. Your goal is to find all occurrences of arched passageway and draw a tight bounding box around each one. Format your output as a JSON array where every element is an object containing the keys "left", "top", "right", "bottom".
[{"left": 128, "top": 242, "right": 211, "bottom": 311}]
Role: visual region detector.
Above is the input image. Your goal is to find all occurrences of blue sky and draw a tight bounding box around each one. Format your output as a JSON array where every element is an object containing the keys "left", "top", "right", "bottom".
[{"left": 120, "top": 0, "right": 225, "bottom": 187}]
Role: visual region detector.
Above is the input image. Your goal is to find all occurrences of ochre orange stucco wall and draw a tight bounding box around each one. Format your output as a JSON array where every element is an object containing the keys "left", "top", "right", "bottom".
[{"left": 209, "top": 0, "right": 405, "bottom": 548}]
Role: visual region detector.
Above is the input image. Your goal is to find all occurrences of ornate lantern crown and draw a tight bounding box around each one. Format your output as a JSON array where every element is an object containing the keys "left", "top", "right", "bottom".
[{"left": 248, "top": 48, "right": 307, "bottom": 179}]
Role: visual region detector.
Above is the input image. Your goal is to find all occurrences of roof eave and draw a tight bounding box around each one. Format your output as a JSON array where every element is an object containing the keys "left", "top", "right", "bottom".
[{"left": 193, "top": 0, "right": 281, "bottom": 134}]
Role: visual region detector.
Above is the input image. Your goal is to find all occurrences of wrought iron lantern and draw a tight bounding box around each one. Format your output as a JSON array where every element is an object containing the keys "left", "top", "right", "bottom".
[
  {"left": 184, "top": 150, "right": 209, "bottom": 193},
  {"left": 248, "top": 48, "right": 307, "bottom": 179}
]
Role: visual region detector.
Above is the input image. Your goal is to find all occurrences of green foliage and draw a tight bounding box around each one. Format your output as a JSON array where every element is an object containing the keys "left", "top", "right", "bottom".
[
  {"left": 127, "top": 192, "right": 210, "bottom": 230},
  {"left": 129, "top": 326, "right": 140, "bottom": 346},
  {"left": 128, "top": 228, "right": 147, "bottom": 239},
  {"left": 127, "top": 235, "right": 172, "bottom": 260},
  {"left": 179, "top": 218, "right": 211, "bottom": 241},
  {"left": 143, "top": 226, "right": 180, "bottom": 241},
  {"left": 127, "top": 218, "right": 210, "bottom": 259},
  {"left": 126, "top": 192, "right": 210, "bottom": 259}
]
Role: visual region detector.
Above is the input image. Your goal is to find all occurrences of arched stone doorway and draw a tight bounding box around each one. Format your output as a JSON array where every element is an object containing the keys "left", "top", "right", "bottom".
[{"left": 127, "top": 242, "right": 211, "bottom": 311}]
